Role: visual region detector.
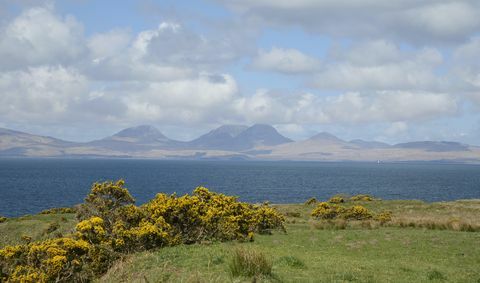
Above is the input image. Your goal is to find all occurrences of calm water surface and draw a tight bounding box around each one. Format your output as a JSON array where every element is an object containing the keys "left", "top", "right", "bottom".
[{"left": 0, "top": 159, "right": 479, "bottom": 217}]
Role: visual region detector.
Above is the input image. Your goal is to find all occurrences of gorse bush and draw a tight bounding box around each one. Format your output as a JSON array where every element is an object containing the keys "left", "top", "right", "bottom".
[
  {"left": 328, "top": 196, "right": 345, "bottom": 204},
  {"left": 304, "top": 197, "right": 318, "bottom": 206},
  {"left": 0, "top": 216, "right": 7, "bottom": 223},
  {"left": 0, "top": 237, "right": 94, "bottom": 282},
  {"left": 342, "top": 205, "right": 373, "bottom": 220},
  {"left": 142, "top": 187, "right": 285, "bottom": 244},
  {"left": 40, "top": 207, "right": 76, "bottom": 215},
  {"left": 0, "top": 180, "right": 285, "bottom": 282},
  {"left": 311, "top": 195, "right": 390, "bottom": 224},
  {"left": 311, "top": 202, "right": 345, "bottom": 219},
  {"left": 350, "top": 194, "right": 375, "bottom": 202},
  {"left": 375, "top": 210, "right": 393, "bottom": 224}
]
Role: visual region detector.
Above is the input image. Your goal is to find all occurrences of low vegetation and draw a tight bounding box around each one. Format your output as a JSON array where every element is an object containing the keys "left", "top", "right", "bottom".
[
  {"left": 0, "top": 180, "right": 285, "bottom": 282},
  {"left": 228, "top": 247, "right": 272, "bottom": 278},
  {"left": 1, "top": 188, "right": 479, "bottom": 282}
]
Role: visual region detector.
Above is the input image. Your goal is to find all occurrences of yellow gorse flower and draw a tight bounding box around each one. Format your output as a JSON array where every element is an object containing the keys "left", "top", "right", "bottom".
[{"left": 0, "top": 181, "right": 286, "bottom": 282}]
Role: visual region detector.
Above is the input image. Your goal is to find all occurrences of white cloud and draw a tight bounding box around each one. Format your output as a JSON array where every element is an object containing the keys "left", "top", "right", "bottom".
[
  {"left": 216, "top": 0, "right": 480, "bottom": 44},
  {"left": 0, "top": 5, "right": 85, "bottom": 70},
  {"left": 0, "top": 66, "right": 88, "bottom": 122},
  {"left": 0, "top": 3, "right": 477, "bottom": 144},
  {"left": 384, "top": 121, "right": 408, "bottom": 137},
  {"left": 312, "top": 41, "right": 445, "bottom": 91},
  {"left": 132, "top": 21, "right": 248, "bottom": 69},
  {"left": 88, "top": 29, "right": 132, "bottom": 60},
  {"left": 119, "top": 73, "right": 239, "bottom": 124},
  {"left": 232, "top": 90, "right": 459, "bottom": 125},
  {"left": 250, "top": 47, "right": 320, "bottom": 74}
]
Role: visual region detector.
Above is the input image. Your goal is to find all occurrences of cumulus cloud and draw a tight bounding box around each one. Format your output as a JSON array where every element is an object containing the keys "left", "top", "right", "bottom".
[
  {"left": 118, "top": 73, "right": 239, "bottom": 125},
  {"left": 215, "top": 0, "right": 480, "bottom": 44},
  {"left": 310, "top": 40, "right": 446, "bottom": 91},
  {"left": 130, "top": 21, "right": 252, "bottom": 70},
  {"left": 88, "top": 29, "right": 132, "bottom": 61},
  {"left": 0, "top": 5, "right": 85, "bottom": 71},
  {"left": 233, "top": 90, "right": 458, "bottom": 125},
  {"left": 0, "top": 66, "right": 88, "bottom": 122},
  {"left": 0, "top": 3, "right": 477, "bottom": 143},
  {"left": 250, "top": 47, "right": 320, "bottom": 74}
]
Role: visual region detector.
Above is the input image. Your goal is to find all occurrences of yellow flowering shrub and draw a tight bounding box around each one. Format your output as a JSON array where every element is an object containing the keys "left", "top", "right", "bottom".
[
  {"left": 142, "top": 187, "right": 285, "bottom": 243},
  {"left": 374, "top": 210, "right": 393, "bottom": 224},
  {"left": 311, "top": 202, "right": 345, "bottom": 219},
  {"left": 342, "top": 205, "right": 373, "bottom": 220},
  {"left": 311, "top": 201, "right": 390, "bottom": 225},
  {"left": 76, "top": 179, "right": 135, "bottom": 225},
  {"left": 254, "top": 204, "right": 286, "bottom": 234},
  {"left": 1, "top": 180, "right": 286, "bottom": 282},
  {"left": 0, "top": 237, "right": 93, "bottom": 282},
  {"left": 76, "top": 216, "right": 107, "bottom": 244},
  {"left": 328, "top": 196, "right": 345, "bottom": 204},
  {"left": 40, "top": 207, "right": 76, "bottom": 215},
  {"left": 350, "top": 194, "right": 375, "bottom": 201}
]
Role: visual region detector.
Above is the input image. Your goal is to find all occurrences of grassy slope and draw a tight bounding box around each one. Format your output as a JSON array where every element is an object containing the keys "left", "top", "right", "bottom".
[
  {"left": 0, "top": 213, "right": 76, "bottom": 247},
  {"left": 1, "top": 200, "right": 480, "bottom": 282}
]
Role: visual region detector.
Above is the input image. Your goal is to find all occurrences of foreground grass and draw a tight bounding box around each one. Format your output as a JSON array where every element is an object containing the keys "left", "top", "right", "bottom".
[
  {"left": 98, "top": 226, "right": 480, "bottom": 282},
  {"left": 2, "top": 200, "right": 480, "bottom": 282}
]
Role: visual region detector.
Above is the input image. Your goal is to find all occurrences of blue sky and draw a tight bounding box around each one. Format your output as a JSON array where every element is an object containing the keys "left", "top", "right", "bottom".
[{"left": 0, "top": 0, "right": 479, "bottom": 144}]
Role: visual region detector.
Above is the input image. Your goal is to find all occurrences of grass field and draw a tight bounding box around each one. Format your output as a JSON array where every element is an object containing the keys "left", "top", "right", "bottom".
[{"left": 1, "top": 199, "right": 480, "bottom": 282}]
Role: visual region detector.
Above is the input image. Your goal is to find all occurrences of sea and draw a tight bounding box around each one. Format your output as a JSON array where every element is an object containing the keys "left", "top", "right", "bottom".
[{"left": 0, "top": 158, "right": 479, "bottom": 217}]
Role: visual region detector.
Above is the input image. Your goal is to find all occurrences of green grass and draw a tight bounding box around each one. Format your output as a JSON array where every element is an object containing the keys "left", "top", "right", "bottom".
[
  {"left": 2, "top": 200, "right": 480, "bottom": 282},
  {"left": 0, "top": 213, "right": 76, "bottom": 247}
]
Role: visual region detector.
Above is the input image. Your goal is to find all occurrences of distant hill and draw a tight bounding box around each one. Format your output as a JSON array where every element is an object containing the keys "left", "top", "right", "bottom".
[
  {"left": 188, "top": 125, "right": 248, "bottom": 149},
  {"left": 349, "top": 139, "right": 391, "bottom": 149},
  {"left": 189, "top": 124, "right": 292, "bottom": 151},
  {"left": 0, "top": 125, "right": 479, "bottom": 163},
  {"left": 0, "top": 128, "right": 77, "bottom": 157},
  {"left": 309, "top": 132, "right": 346, "bottom": 144},
  {"left": 229, "top": 124, "right": 293, "bottom": 151},
  {"left": 87, "top": 125, "right": 184, "bottom": 152},
  {"left": 394, "top": 141, "right": 470, "bottom": 152}
]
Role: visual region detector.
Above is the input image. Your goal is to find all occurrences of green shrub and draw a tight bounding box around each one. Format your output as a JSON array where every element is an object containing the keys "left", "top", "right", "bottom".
[
  {"left": 228, "top": 248, "right": 272, "bottom": 277},
  {"left": 43, "top": 221, "right": 60, "bottom": 235},
  {"left": 427, "top": 269, "right": 446, "bottom": 281},
  {"left": 21, "top": 235, "right": 32, "bottom": 243},
  {"left": 285, "top": 211, "right": 301, "bottom": 218},
  {"left": 76, "top": 179, "right": 135, "bottom": 224},
  {"left": 0, "top": 216, "right": 7, "bottom": 223},
  {"left": 304, "top": 197, "right": 318, "bottom": 206}
]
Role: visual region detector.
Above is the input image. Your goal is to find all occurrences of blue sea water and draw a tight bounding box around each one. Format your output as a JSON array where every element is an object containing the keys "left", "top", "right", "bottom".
[{"left": 0, "top": 158, "right": 479, "bottom": 217}]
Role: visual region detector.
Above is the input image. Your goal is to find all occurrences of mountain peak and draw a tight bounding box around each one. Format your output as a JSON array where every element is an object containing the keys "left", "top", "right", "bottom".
[
  {"left": 231, "top": 124, "right": 293, "bottom": 150},
  {"left": 309, "top": 132, "right": 344, "bottom": 143},
  {"left": 113, "top": 125, "right": 166, "bottom": 139},
  {"left": 212, "top": 125, "right": 248, "bottom": 137}
]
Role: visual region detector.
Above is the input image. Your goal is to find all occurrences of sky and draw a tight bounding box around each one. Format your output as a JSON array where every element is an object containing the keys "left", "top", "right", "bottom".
[{"left": 0, "top": 0, "right": 480, "bottom": 144}]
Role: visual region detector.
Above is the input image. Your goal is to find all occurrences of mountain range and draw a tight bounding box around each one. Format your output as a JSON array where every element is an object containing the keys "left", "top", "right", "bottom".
[{"left": 1, "top": 125, "right": 479, "bottom": 163}]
